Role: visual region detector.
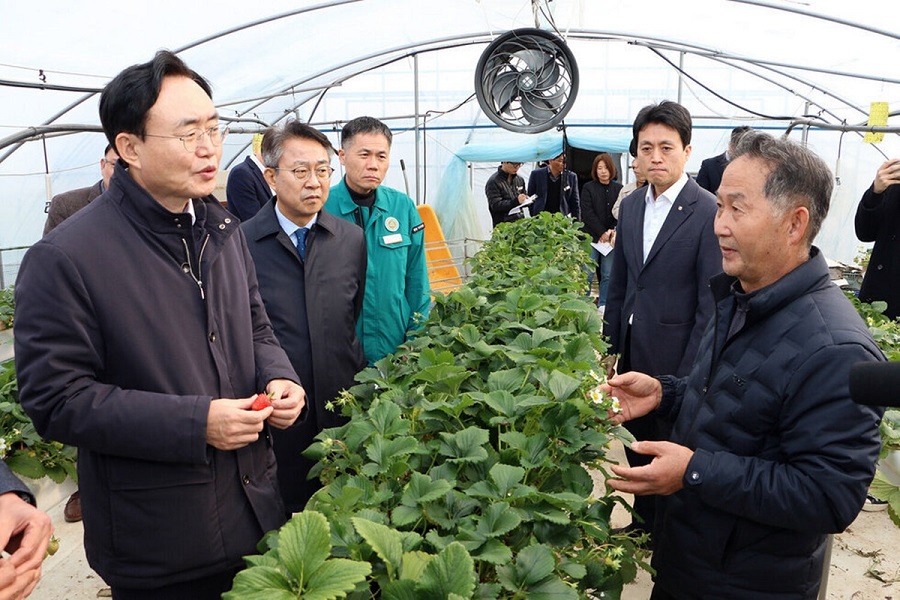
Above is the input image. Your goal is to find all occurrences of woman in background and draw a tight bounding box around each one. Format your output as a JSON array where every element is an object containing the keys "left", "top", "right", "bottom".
[{"left": 580, "top": 153, "right": 622, "bottom": 311}]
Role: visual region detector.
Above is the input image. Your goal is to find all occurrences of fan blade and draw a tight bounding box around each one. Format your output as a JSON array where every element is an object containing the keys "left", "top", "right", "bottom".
[
  {"left": 489, "top": 71, "right": 520, "bottom": 112},
  {"left": 534, "top": 59, "right": 560, "bottom": 91},
  {"left": 521, "top": 93, "right": 557, "bottom": 124},
  {"left": 511, "top": 48, "right": 552, "bottom": 73}
]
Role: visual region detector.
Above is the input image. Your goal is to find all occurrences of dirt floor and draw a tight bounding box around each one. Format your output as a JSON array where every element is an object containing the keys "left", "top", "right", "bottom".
[{"left": 26, "top": 441, "right": 900, "bottom": 599}]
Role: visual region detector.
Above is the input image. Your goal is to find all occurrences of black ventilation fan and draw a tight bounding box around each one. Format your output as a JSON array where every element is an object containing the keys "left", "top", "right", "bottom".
[{"left": 475, "top": 28, "right": 579, "bottom": 134}]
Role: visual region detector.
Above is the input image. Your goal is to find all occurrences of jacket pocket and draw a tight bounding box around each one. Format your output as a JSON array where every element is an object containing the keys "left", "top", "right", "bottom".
[{"left": 106, "top": 457, "right": 222, "bottom": 577}]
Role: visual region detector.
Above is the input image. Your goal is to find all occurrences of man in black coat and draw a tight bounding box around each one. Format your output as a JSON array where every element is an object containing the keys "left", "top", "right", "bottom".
[
  {"left": 243, "top": 121, "right": 367, "bottom": 512},
  {"left": 15, "top": 51, "right": 305, "bottom": 599},
  {"left": 43, "top": 144, "right": 118, "bottom": 235},
  {"left": 485, "top": 161, "right": 528, "bottom": 227},
  {"left": 856, "top": 158, "right": 900, "bottom": 319},
  {"left": 603, "top": 131, "right": 883, "bottom": 599}
]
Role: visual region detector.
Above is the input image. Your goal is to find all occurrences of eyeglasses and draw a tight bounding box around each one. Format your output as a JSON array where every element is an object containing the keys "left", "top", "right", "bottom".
[
  {"left": 144, "top": 125, "right": 228, "bottom": 153},
  {"left": 273, "top": 165, "right": 334, "bottom": 182}
]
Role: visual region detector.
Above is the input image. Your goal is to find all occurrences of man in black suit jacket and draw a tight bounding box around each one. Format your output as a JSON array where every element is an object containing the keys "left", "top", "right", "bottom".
[
  {"left": 695, "top": 126, "right": 751, "bottom": 194},
  {"left": 227, "top": 134, "right": 273, "bottom": 220},
  {"left": 1, "top": 461, "right": 53, "bottom": 599},
  {"left": 527, "top": 153, "right": 580, "bottom": 218},
  {"left": 604, "top": 101, "right": 722, "bottom": 538},
  {"left": 243, "top": 121, "right": 367, "bottom": 512},
  {"left": 44, "top": 145, "right": 117, "bottom": 235}
]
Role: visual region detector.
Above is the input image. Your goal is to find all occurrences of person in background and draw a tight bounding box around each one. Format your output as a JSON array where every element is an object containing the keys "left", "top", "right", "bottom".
[
  {"left": 580, "top": 152, "right": 622, "bottom": 310},
  {"left": 324, "top": 116, "right": 430, "bottom": 365},
  {"left": 242, "top": 121, "right": 366, "bottom": 512},
  {"left": 43, "top": 145, "right": 118, "bottom": 235},
  {"left": 603, "top": 130, "right": 884, "bottom": 599},
  {"left": 226, "top": 133, "right": 273, "bottom": 221},
  {"left": 695, "top": 125, "right": 752, "bottom": 194},
  {"left": 0, "top": 461, "right": 53, "bottom": 600},
  {"left": 604, "top": 100, "right": 721, "bottom": 541},
  {"left": 527, "top": 152, "right": 580, "bottom": 218},
  {"left": 855, "top": 157, "right": 900, "bottom": 319},
  {"left": 14, "top": 50, "right": 305, "bottom": 600},
  {"left": 485, "top": 161, "right": 529, "bottom": 227},
  {"left": 613, "top": 138, "right": 647, "bottom": 220}
]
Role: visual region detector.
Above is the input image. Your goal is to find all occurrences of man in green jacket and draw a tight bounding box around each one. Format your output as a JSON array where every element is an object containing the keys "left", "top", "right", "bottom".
[{"left": 324, "top": 116, "right": 430, "bottom": 365}]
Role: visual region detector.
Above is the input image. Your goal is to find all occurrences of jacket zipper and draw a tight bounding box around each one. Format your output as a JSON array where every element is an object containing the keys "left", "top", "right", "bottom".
[{"left": 181, "top": 235, "right": 209, "bottom": 300}]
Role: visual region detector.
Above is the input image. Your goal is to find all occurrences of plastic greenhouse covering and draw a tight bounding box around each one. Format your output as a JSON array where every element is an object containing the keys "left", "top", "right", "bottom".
[{"left": 2, "top": 0, "right": 899, "bottom": 285}]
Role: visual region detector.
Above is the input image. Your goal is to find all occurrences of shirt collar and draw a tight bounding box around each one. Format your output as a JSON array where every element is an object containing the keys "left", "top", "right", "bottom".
[
  {"left": 645, "top": 172, "right": 689, "bottom": 206},
  {"left": 274, "top": 201, "right": 318, "bottom": 239}
]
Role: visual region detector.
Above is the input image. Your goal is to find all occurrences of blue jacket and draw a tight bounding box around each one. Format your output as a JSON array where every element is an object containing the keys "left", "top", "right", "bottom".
[
  {"left": 324, "top": 179, "right": 430, "bottom": 365},
  {"left": 0, "top": 461, "right": 34, "bottom": 506},
  {"left": 652, "top": 248, "right": 884, "bottom": 599}
]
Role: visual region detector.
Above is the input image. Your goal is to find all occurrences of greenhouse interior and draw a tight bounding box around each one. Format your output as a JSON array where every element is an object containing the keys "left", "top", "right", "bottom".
[{"left": 1, "top": 0, "right": 899, "bottom": 598}]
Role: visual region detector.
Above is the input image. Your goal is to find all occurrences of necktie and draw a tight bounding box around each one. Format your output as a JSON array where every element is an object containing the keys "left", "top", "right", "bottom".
[{"left": 296, "top": 227, "right": 308, "bottom": 260}]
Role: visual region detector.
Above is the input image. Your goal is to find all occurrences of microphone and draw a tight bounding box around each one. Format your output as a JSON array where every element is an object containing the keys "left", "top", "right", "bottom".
[{"left": 849, "top": 361, "right": 900, "bottom": 407}]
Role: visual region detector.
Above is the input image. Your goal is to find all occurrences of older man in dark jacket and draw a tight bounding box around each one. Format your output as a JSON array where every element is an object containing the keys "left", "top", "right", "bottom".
[
  {"left": 243, "top": 121, "right": 367, "bottom": 512},
  {"left": 603, "top": 131, "right": 884, "bottom": 599},
  {"left": 14, "top": 51, "right": 305, "bottom": 599}
]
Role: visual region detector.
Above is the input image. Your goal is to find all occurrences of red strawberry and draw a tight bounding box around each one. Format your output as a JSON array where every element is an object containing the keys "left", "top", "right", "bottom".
[{"left": 250, "top": 393, "right": 272, "bottom": 411}]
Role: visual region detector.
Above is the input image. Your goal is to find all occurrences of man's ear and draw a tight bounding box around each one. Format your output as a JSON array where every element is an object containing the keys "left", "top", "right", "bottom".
[
  {"left": 115, "top": 133, "right": 140, "bottom": 169},
  {"left": 337, "top": 148, "right": 347, "bottom": 166},
  {"left": 264, "top": 167, "right": 277, "bottom": 190},
  {"left": 787, "top": 205, "right": 810, "bottom": 246}
]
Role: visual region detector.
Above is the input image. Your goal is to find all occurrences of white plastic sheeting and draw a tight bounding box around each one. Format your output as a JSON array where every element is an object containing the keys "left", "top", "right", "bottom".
[{"left": 1, "top": 0, "right": 899, "bottom": 268}]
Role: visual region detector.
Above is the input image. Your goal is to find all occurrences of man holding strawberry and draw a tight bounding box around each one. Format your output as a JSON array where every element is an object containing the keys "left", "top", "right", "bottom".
[{"left": 14, "top": 51, "right": 305, "bottom": 599}]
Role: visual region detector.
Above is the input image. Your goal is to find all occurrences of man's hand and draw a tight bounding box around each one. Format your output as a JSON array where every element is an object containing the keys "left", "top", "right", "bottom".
[
  {"left": 600, "top": 371, "right": 662, "bottom": 424},
  {"left": 873, "top": 158, "right": 900, "bottom": 194},
  {"left": 608, "top": 441, "right": 694, "bottom": 496},
  {"left": 0, "top": 492, "right": 52, "bottom": 600},
  {"left": 265, "top": 379, "right": 306, "bottom": 430},
  {"left": 517, "top": 193, "right": 529, "bottom": 204},
  {"left": 206, "top": 398, "right": 272, "bottom": 451}
]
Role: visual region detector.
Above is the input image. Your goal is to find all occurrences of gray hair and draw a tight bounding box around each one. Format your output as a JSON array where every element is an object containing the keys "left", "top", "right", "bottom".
[
  {"left": 730, "top": 130, "right": 832, "bottom": 246},
  {"left": 261, "top": 120, "right": 334, "bottom": 168}
]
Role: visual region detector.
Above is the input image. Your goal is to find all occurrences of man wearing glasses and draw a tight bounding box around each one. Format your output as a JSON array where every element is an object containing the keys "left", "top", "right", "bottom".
[
  {"left": 485, "top": 160, "right": 529, "bottom": 227},
  {"left": 527, "top": 152, "right": 580, "bottom": 218},
  {"left": 15, "top": 50, "right": 305, "bottom": 599},
  {"left": 43, "top": 144, "right": 118, "bottom": 235},
  {"left": 242, "top": 121, "right": 366, "bottom": 513}
]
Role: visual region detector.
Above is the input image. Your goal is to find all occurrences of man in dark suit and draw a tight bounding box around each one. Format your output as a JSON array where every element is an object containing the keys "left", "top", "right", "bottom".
[
  {"left": 695, "top": 126, "right": 751, "bottom": 194},
  {"left": 43, "top": 145, "right": 118, "bottom": 235},
  {"left": 604, "top": 100, "right": 721, "bottom": 539},
  {"left": 242, "top": 121, "right": 367, "bottom": 512},
  {"left": 527, "top": 152, "right": 580, "bottom": 218},
  {"left": 0, "top": 461, "right": 53, "bottom": 599},
  {"left": 855, "top": 157, "right": 900, "bottom": 319},
  {"left": 226, "top": 133, "right": 273, "bottom": 220}
]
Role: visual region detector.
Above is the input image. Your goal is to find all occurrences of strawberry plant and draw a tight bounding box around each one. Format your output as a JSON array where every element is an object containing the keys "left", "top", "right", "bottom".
[
  {"left": 0, "top": 358, "right": 77, "bottom": 483},
  {"left": 231, "top": 213, "right": 648, "bottom": 598}
]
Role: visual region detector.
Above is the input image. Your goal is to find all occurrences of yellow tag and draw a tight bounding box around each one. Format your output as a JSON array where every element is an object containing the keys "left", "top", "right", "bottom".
[{"left": 864, "top": 102, "right": 888, "bottom": 144}]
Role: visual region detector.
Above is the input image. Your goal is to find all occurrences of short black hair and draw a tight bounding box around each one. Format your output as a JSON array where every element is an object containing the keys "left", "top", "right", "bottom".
[
  {"left": 340, "top": 116, "right": 392, "bottom": 148},
  {"left": 99, "top": 50, "right": 212, "bottom": 151},
  {"left": 632, "top": 100, "right": 693, "bottom": 148},
  {"left": 261, "top": 120, "right": 334, "bottom": 168}
]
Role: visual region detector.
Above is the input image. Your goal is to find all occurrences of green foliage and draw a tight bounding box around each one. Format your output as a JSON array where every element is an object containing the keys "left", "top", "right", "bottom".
[
  {"left": 0, "top": 359, "right": 77, "bottom": 483},
  {"left": 242, "top": 213, "right": 648, "bottom": 598},
  {"left": 0, "top": 287, "right": 14, "bottom": 329}
]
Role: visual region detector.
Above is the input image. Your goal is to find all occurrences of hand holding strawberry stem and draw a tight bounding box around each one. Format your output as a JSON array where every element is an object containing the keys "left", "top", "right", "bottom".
[
  {"left": 206, "top": 397, "right": 271, "bottom": 451},
  {"left": 264, "top": 379, "right": 306, "bottom": 430}
]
